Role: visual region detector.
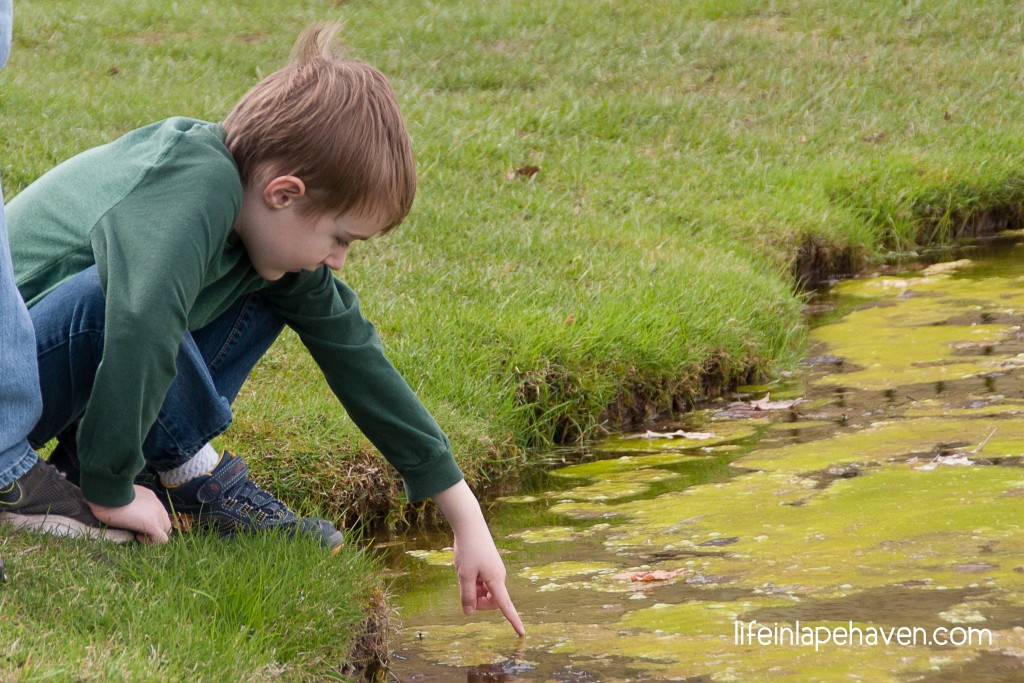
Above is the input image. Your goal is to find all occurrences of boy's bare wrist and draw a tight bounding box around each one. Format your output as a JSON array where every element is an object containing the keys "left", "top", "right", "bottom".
[{"left": 432, "top": 480, "right": 488, "bottom": 535}]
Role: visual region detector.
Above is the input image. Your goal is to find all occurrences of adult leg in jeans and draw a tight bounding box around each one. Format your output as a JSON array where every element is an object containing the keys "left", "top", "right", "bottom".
[{"left": 0, "top": 180, "right": 42, "bottom": 488}]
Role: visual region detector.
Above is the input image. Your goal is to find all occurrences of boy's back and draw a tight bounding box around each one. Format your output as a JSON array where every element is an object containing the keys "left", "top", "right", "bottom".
[{"left": 9, "top": 117, "right": 246, "bottom": 313}]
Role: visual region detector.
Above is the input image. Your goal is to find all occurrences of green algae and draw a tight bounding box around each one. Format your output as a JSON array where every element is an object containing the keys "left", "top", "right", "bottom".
[
  {"left": 766, "top": 420, "right": 834, "bottom": 431},
  {"left": 551, "top": 453, "right": 713, "bottom": 478},
  {"left": 405, "top": 549, "right": 454, "bottom": 566},
  {"left": 618, "top": 598, "right": 796, "bottom": 636},
  {"left": 594, "top": 419, "right": 762, "bottom": 453},
  {"left": 548, "top": 473, "right": 679, "bottom": 502},
  {"left": 393, "top": 256, "right": 1024, "bottom": 682},
  {"left": 813, "top": 310, "right": 1010, "bottom": 390},
  {"left": 507, "top": 524, "right": 611, "bottom": 544},
  {"left": 815, "top": 269, "right": 1024, "bottom": 391},
  {"left": 598, "top": 465, "right": 1024, "bottom": 594},
  {"left": 518, "top": 561, "right": 621, "bottom": 582},
  {"left": 738, "top": 415, "right": 1024, "bottom": 474},
  {"left": 902, "top": 399, "right": 1024, "bottom": 419}
]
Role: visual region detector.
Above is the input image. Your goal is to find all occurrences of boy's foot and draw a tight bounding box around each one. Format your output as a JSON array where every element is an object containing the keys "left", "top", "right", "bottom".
[
  {"left": 0, "top": 459, "right": 134, "bottom": 543},
  {"left": 157, "top": 451, "right": 344, "bottom": 553}
]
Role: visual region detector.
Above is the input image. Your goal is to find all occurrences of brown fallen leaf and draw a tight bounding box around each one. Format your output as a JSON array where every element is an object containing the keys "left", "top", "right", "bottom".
[
  {"left": 612, "top": 568, "right": 688, "bottom": 583},
  {"left": 749, "top": 393, "right": 803, "bottom": 411},
  {"left": 625, "top": 430, "right": 717, "bottom": 440},
  {"left": 506, "top": 165, "right": 541, "bottom": 180}
]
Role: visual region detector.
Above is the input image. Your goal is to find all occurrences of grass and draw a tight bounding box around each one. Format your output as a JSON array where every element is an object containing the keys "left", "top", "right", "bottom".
[
  {"left": 0, "top": 528, "right": 385, "bottom": 681},
  {"left": 3, "top": 0, "right": 1024, "bottom": 677}
]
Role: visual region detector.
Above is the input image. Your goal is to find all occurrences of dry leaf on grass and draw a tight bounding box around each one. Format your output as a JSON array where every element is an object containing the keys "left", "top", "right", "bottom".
[{"left": 505, "top": 165, "right": 540, "bottom": 180}]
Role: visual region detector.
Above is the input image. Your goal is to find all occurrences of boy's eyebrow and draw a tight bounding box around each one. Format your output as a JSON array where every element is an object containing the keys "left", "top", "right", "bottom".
[
  {"left": 342, "top": 230, "right": 374, "bottom": 242},
  {"left": 344, "top": 223, "right": 384, "bottom": 241}
]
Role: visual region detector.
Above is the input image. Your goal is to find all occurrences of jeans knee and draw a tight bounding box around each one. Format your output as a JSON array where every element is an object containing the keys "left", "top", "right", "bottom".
[{"left": 68, "top": 269, "right": 107, "bottom": 335}]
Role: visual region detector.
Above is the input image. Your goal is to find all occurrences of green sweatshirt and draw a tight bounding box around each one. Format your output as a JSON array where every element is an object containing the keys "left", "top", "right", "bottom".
[{"left": 8, "top": 117, "right": 463, "bottom": 507}]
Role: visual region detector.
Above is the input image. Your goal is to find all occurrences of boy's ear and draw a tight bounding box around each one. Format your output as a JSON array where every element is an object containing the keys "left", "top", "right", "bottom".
[{"left": 262, "top": 175, "right": 307, "bottom": 209}]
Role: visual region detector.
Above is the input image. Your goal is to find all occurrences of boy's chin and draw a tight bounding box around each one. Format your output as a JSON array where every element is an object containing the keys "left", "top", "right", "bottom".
[{"left": 257, "top": 267, "right": 287, "bottom": 281}]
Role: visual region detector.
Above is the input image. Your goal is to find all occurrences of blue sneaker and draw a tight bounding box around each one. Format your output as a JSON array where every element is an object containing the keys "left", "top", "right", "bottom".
[{"left": 157, "top": 451, "right": 344, "bottom": 553}]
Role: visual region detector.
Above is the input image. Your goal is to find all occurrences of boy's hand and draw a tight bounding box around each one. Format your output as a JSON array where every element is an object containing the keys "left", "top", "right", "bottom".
[
  {"left": 87, "top": 485, "right": 173, "bottom": 544},
  {"left": 432, "top": 480, "right": 526, "bottom": 637},
  {"left": 452, "top": 530, "right": 525, "bottom": 635}
]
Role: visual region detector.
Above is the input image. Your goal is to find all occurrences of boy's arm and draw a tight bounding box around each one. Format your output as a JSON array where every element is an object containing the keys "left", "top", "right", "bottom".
[
  {"left": 263, "top": 271, "right": 523, "bottom": 633},
  {"left": 262, "top": 269, "right": 463, "bottom": 501},
  {"left": 433, "top": 480, "right": 525, "bottom": 636},
  {"left": 76, "top": 209, "right": 215, "bottom": 506},
  {"left": 75, "top": 165, "right": 238, "bottom": 507}
]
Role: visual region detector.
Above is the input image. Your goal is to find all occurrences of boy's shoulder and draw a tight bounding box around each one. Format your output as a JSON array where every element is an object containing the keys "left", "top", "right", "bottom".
[
  {"left": 12, "top": 117, "right": 243, "bottom": 218},
  {"left": 112, "top": 117, "right": 240, "bottom": 185},
  {"left": 9, "top": 117, "right": 244, "bottom": 249}
]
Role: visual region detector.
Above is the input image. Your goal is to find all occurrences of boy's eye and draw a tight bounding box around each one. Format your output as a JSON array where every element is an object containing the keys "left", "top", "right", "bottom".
[{"left": 336, "top": 238, "right": 349, "bottom": 248}]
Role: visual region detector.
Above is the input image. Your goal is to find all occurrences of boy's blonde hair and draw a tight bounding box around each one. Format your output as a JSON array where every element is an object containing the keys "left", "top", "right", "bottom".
[{"left": 223, "top": 24, "right": 415, "bottom": 230}]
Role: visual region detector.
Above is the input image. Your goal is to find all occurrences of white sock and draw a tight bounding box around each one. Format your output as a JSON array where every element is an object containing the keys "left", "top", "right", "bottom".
[{"left": 158, "top": 443, "right": 221, "bottom": 487}]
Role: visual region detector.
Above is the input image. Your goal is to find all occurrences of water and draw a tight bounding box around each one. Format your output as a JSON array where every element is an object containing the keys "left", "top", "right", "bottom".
[{"left": 384, "top": 242, "right": 1024, "bottom": 682}]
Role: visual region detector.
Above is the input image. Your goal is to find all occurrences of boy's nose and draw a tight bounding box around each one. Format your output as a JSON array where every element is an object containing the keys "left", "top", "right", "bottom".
[{"left": 322, "top": 248, "right": 348, "bottom": 271}]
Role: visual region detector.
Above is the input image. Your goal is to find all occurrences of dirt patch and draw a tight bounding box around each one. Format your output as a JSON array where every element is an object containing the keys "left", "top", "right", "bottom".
[
  {"left": 791, "top": 236, "right": 862, "bottom": 289},
  {"left": 345, "top": 586, "right": 395, "bottom": 681}
]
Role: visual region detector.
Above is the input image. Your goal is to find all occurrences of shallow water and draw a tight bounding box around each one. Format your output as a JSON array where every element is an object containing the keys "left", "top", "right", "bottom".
[{"left": 384, "top": 241, "right": 1024, "bottom": 682}]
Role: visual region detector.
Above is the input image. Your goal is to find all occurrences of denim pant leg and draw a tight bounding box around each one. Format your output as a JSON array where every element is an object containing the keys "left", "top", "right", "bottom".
[
  {"left": 142, "top": 292, "right": 285, "bottom": 470},
  {"left": 0, "top": 0, "right": 11, "bottom": 69},
  {"left": 28, "top": 266, "right": 284, "bottom": 473},
  {"left": 0, "top": 182, "right": 42, "bottom": 488}
]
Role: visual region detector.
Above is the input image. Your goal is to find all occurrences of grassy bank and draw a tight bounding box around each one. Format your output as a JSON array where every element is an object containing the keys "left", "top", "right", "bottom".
[
  {"left": 3, "top": 0, "right": 1024, "bottom": 676},
  {"left": 0, "top": 530, "right": 386, "bottom": 680}
]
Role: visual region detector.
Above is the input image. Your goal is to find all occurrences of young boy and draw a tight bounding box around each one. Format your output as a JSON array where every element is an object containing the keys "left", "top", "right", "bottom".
[{"left": 7, "top": 25, "right": 524, "bottom": 635}]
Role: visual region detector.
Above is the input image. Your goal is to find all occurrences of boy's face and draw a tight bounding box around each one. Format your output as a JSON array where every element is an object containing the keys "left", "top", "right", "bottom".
[{"left": 236, "top": 175, "right": 386, "bottom": 281}]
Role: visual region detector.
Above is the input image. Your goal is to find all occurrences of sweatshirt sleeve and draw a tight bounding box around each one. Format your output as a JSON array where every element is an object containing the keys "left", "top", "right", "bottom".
[
  {"left": 262, "top": 268, "right": 464, "bottom": 502},
  {"left": 76, "top": 142, "right": 241, "bottom": 506}
]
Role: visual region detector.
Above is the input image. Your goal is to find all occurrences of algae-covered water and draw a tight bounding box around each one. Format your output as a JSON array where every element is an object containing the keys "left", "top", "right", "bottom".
[{"left": 384, "top": 242, "right": 1024, "bottom": 682}]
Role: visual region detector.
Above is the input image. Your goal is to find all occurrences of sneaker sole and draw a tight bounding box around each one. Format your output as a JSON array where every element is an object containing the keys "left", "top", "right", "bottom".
[
  {"left": 174, "top": 513, "right": 345, "bottom": 553},
  {"left": 0, "top": 512, "right": 134, "bottom": 544}
]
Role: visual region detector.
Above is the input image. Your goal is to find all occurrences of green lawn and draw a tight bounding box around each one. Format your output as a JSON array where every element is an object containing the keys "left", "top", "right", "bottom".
[
  {"left": 0, "top": 530, "right": 384, "bottom": 681},
  {"left": 3, "top": 0, "right": 1023, "bottom": 678}
]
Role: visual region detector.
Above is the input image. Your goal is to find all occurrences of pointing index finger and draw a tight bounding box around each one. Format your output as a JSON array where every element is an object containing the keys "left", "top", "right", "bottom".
[{"left": 487, "top": 579, "right": 525, "bottom": 637}]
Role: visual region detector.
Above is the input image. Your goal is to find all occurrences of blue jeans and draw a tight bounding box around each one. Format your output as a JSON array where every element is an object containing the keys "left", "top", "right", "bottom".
[
  {"left": 0, "top": 0, "right": 34, "bottom": 488},
  {"left": 0, "top": 180, "right": 43, "bottom": 488},
  {"left": 0, "top": 0, "right": 11, "bottom": 70},
  {"left": 27, "top": 266, "right": 283, "bottom": 473}
]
